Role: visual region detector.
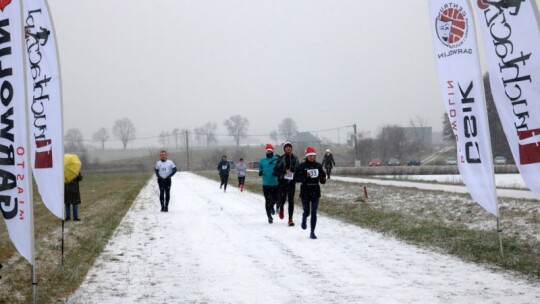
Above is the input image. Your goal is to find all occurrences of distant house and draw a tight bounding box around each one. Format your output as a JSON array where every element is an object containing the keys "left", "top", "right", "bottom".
[{"left": 289, "top": 132, "right": 321, "bottom": 155}]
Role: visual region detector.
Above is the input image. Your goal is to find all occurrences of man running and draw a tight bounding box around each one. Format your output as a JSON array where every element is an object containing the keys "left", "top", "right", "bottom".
[
  {"left": 217, "top": 155, "right": 231, "bottom": 192},
  {"left": 155, "top": 150, "right": 177, "bottom": 212},
  {"left": 274, "top": 142, "right": 299, "bottom": 226}
]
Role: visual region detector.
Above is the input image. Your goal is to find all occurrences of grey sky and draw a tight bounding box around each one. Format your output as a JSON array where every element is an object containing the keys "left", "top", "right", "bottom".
[{"left": 49, "top": 0, "right": 445, "bottom": 147}]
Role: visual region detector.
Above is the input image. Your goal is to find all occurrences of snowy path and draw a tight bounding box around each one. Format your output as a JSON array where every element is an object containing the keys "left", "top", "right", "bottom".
[{"left": 68, "top": 172, "right": 540, "bottom": 304}]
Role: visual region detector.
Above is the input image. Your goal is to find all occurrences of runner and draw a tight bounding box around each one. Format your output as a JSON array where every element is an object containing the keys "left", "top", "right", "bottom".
[
  {"left": 274, "top": 142, "right": 299, "bottom": 226},
  {"left": 155, "top": 150, "right": 177, "bottom": 212},
  {"left": 259, "top": 144, "right": 279, "bottom": 223},
  {"left": 217, "top": 155, "right": 230, "bottom": 192},
  {"left": 235, "top": 158, "right": 247, "bottom": 192},
  {"left": 295, "top": 147, "right": 326, "bottom": 239}
]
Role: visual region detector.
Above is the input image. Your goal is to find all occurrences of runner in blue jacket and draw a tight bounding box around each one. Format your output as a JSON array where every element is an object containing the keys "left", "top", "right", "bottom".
[{"left": 259, "top": 144, "right": 279, "bottom": 223}]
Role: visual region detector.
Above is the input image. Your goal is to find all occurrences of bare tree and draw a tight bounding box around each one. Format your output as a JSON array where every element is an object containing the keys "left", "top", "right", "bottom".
[
  {"left": 269, "top": 130, "right": 278, "bottom": 143},
  {"left": 194, "top": 127, "right": 203, "bottom": 147},
  {"left": 278, "top": 117, "right": 298, "bottom": 141},
  {"left": 92, "top": 127, "right": 109, "bottom": 150},
  {"left": 408, "top": 115, "right": 430, "bottom": 156},
  {"left": 202, "top": 122, "right": 218, "bottom": 147},
  {"left": 224, "top": 115, "right": 249, "bottom": 147},
  {"left": 113, "top": 117, "right": 136, "bottom": 149},
  {"left": 65, "top": 128, "right": 84, "bottom": 152},
  {"left": 158, "top": 130, "right": 171, "bottom": 148},
  {"left": 179, "top": 128, "right": 191, "bottom": 149},
  {"left": 378, "top": 124, "right": 406, "bottom": 161},
  {"left": 172, "top": 128, "right": 180, "bottom": 148}
]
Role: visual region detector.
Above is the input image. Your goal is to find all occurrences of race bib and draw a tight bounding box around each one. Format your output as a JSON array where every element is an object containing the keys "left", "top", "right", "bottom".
[
  {"left": 307, "top": 169, "right": 319, "bottom": 178},
  {"left": 284, "top": 172, "right": 294, "bottom": 180},
  {"left": 222, "top": 165, "right": 228, "bottom": 170}
]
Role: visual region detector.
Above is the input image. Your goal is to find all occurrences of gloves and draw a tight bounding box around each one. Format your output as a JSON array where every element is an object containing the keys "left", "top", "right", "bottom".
[{"left": 258, "top": 171, "right": 263, "bottom": 177}]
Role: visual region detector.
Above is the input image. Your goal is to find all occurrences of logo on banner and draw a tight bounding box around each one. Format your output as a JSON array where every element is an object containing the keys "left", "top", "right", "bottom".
[
  {"left": 435, "top": 3, "right": 469, "bottom": 48},
  {"left": 517, "top": 129, "right": 540, "bottom": 164},
  {"left": 477, "top": 0, "right": 524, "bottom": 15},
  {"left": 477, "top": 0, "right": 538, "bottom": 165},
  {"left": 25, "top": 9, "right": 54, "bottom": 169},
  {"left": 0, "top": 0, "right": 11, "bottom": 12}
]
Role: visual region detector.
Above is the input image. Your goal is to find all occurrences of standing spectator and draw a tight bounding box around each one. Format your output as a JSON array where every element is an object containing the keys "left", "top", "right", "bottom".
[
  {"left": 235, "top": 158, "right": 247, "bottom": 192},
  {"left": 295, "top": 147, "right": 326, "bottom": 239},
  {"left": 65, "top": 173, "right": 83, "bottom": 221},
  {"left": 273, "top": 142, "right": 299, "bottom": 226},
  {"left": 259, "top": 144, "right": 279, "bottom": 223},
  {"left": 155, "top": 150, "right": 177, "bottom": 212},
  {"left": 321, "top": 149, "right": 336, "bottom": 179},
  {"left": 217, "top": 155, "right": 231, "bottom": 192}
]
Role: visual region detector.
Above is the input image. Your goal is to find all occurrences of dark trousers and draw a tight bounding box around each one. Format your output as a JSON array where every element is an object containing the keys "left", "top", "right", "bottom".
[
  {"left": 278, "top": 180, "right": 296, "bottom": 220},
  {"left": 263, "top": 185, "right": 278, "bottom": 218},
  {"left": 325, "top": 167, "right": 332, "bottom": 179},
  {"left": 220, "top": 174, "right": 229, "bottom": 190},
  {"left": 238, "top": 176, "right": 245, "bottom": 186},
  {"left": 158, "top": 178, "right": 172, "bottom": 207},
  {"left": 65, "top": 203, "right": 78, "bottom": 219},
  {"left": 301, "top": 197, "right": 319, "bottom": 232}
]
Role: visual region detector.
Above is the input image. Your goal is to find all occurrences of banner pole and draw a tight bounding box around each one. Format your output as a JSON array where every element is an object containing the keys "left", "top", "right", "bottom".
[
  {"left": 497, "top": 216, "right": 504, "bottom": 257},
  {"left": 61, "top": 220, "right": 65, "bottom": 271},
  {"left": 20, "top": 0, "right": 38, "bottom": 301}
]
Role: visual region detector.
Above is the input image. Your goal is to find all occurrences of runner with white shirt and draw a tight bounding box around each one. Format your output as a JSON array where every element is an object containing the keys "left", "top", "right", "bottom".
[{"left": 155, "top": 150, "right": 177, "bottom": 212}]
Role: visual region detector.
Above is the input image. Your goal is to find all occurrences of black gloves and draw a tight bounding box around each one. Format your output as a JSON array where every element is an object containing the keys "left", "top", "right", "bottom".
[{"left": 258, "top": 171, "right": 263, "bottom": 176}]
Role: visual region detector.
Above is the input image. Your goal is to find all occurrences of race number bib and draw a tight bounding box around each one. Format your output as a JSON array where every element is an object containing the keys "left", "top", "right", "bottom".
[
  {"left": 284, "top": 171, "right": 294, "bottom": 180},
  {"left": 307, "top": 169, "right": 319, "bottom": 178},
  {"left": 222, "top": 165, "right": 228, "bottom": 170}
]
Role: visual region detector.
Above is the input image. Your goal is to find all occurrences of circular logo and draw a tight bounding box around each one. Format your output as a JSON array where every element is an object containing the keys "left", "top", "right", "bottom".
[{"left": 436, "top": 5, "right": 469, "bottom": 48}]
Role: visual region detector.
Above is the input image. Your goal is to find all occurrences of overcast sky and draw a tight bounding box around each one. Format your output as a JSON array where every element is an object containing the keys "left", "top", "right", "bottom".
[{"left": 48, "top": 1, "right": 456, "bottom": 147}]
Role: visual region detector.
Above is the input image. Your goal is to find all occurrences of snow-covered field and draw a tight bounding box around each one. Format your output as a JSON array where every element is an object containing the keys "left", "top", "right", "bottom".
[
  {"left": 67, "top": 172, "right": 540, "bottom": 304},
  {"left": 376, "top": 174, "right": 527, "bottom": 189}
]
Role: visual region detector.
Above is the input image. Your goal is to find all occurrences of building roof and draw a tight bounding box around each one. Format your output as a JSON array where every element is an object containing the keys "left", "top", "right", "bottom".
[{"left": 291, "top": 132, "right": 321, "bottom": 143}]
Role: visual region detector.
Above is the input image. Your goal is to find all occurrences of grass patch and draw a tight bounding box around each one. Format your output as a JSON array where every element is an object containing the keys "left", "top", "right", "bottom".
[{"left": 0, "top": 172, "right": 150, "bottom": 304}]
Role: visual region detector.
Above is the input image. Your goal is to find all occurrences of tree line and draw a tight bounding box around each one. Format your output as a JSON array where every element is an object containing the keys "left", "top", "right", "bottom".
[{"left": 64, "top": 116, "right": 304, "bottom": 152}]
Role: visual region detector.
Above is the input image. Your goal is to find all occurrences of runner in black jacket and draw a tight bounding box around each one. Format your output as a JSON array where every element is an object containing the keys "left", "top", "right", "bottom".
[
  {"left": 217, "top": 155, "right": 230, "bottom": 192},
  {"left": 273, "top": 142, "right": 299, "bottom": 226},
  {"left": 295, "top": 147, "right": 326, "bottom": 239}
]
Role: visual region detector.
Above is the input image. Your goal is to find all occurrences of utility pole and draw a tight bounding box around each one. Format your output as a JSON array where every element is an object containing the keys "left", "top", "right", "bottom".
[
  {"left": 185, "top": 130, "right": 190, "bottom": 171},
  {"left": 353, "top": 124, "right": 359, "bottom": 167}
]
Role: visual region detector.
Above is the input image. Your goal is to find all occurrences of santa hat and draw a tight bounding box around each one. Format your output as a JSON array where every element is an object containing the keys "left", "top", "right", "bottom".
[
  {"left": 305, "top": 146, "right": 316, "bottom": 157},
  {"left": 265, "top": 143, "right": 274, "bottom": 152},
  {"left": 283, "top": 142, "right": 292, "bottom": 150}
]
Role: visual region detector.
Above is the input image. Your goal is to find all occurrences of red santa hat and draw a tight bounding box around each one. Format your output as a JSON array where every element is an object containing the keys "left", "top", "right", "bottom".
[
  {"left": 265, "top": 143, "right": 274, "bottom": 152},
  {"left": 305, "top": 146, "right": 316, "bottom": 157}
]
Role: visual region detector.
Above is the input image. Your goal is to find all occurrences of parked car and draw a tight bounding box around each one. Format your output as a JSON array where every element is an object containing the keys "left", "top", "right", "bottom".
[
  {"left": 494, "top": 156, "right": 506, "bottom": 165},
  {"left": 368, "top": 158, "right": 383, "bottom": 166},
  {"left": 445, "top": 157, "right": 457, "bottom": 165},
  {"left": 407, "top": 158, "right": 421, "bottom": 166},
  {"left": 387, "top": 158, "right": 400, "bottom": 166}
]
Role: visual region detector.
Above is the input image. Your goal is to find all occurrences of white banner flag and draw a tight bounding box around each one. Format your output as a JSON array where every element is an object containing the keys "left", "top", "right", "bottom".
[
  {"left": 428, "top": 0, "right": 498, "bottom": 215},
  {"left": 23, "top": 0, "right": 63, "bottom": 219},
  {"left": 0, "top": 0, "right": 34, "bottom": 264},
  {"left": 473, "top": 1, "right": 540, "bottom": 199}
]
